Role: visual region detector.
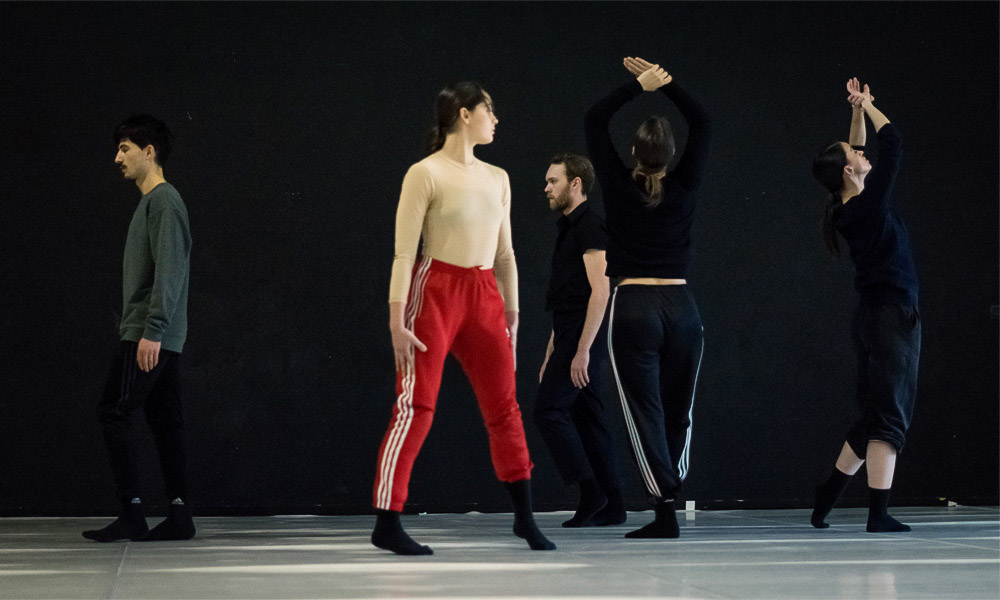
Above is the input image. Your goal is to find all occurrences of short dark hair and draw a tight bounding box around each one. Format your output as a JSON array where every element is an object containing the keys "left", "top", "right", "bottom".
[
  {"left": 113, "top": 115, "right": 173, "bottom": 166},
  {"left": 550, "top": 153, "right": 595, "bottom": 195}
]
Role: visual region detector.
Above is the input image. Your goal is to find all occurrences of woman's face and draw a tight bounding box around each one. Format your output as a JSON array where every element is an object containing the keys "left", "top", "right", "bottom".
[
  {"left": 466, "top": 92, "right": 498, "bottom": 145},
  {"left": 840, "top": 142, "right": 871, "bottom": 177}
]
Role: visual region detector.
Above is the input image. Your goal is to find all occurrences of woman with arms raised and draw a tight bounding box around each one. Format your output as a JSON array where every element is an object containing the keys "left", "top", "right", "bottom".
[
  {"left": 584, "top": 57, "right": 711, "bottom": 539},
  {"left": 810, "top": 78, "right": 919, "bottom": 533}
]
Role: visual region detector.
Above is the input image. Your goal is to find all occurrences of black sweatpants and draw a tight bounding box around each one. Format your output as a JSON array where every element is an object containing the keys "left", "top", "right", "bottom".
[
  {"left": 845, "top": 303, "right": 921, "bottom": 457},
  {"left": 534, "top": 310, "right": 624, "bottom": 493},
  {"left": 607, "top": 285, "right": 703, "bottom": 501},
  {"left": 96, "top": 341, "right": 188, "bottom": 503}
]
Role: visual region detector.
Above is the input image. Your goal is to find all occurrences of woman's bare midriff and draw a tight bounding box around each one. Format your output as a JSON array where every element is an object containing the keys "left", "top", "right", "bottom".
[{"left": 618, "top": 277, "right": 686, "bottom": 286}]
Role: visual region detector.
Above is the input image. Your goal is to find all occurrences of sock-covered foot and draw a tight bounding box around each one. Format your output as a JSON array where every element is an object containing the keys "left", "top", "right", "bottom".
[
  {"left": 811, "top": 469, "right": 854, "bottom": 529},
  {"left": 591, "top": 489, "right": 627, "bottom": 526},
  {"left": 371, "top": 510, "right": 433, "bottom": 555},
  {"left": 513, "top": 517, "right": 557, "bottom": 550},
  {"left": 625, "top": 500, "right": 678, "bottom": 539},
  {"left": 562, "top": 479, "right": 607, "bottom": 528},
  {"left": 867, "top": 514, "right": 912, "bottom": 532},
  {"left": 142, "top": 499, "right": 196, "bottom": 541},
  {"left": 866, "top": 488, "right": 911, "bottom": 532},
  {"left": 504, "top": 480, "right": 556, "bottom": 550},
  {"left": 82, "top": 499, "right": 148, "bottom": 542}
]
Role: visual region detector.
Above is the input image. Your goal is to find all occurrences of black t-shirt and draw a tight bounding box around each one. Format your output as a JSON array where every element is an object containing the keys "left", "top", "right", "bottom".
[
  {"left": 584, "top": 79, "right": 712, "bottom": 279},
  {"left": 835, "top": 124, "right": 919, "bottom": 306},
  {"left": 545, "top": 202, "right": 607, "bottom": 313}
]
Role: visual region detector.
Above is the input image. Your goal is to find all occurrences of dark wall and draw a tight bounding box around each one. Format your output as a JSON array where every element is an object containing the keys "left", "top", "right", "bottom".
[{"left": 1, "top": 2, "right": 996, "bottom": 516}]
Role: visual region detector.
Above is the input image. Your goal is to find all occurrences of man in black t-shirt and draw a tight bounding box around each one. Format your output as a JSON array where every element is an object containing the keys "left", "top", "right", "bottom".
[{"left": 535, "top": 153, "right": 627, "bottom": 527}]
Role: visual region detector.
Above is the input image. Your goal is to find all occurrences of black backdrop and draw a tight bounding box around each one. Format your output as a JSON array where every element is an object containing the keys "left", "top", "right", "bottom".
[{"left": 1, "top": 2, "right": 997, "bottom": 516}]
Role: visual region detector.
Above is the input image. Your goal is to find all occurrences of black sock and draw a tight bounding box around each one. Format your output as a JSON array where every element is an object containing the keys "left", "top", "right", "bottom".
[
  {"left": 562, "top": 478, "right": 607, "bottom": 528},
  {"left": 591, "top": 488, "right": 627, "bottom": 526},
  {"left": 82, "top": 501, "right": 148, "bottom": 542},
  {"left": 812, "top": 469, "right": 854, "bottom": 528},
  {"left": 867, "top": 488, "right": 911, "bottom": 532},
  {"left": 371, "top": 510, "right": 433, "bottom": 555},
  {"left": 625, "top": 499, "right": 679, "bottom": 539},
  {"left": 504, "top": 480, "right": 556, "bottom": 550},
  {"left": 142, "top": 501, "right": 196, "bottom": 541}
]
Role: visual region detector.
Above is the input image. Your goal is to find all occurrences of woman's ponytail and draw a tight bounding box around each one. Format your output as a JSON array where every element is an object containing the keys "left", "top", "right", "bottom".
[
  {"left": 812, "top": 142, "right": 850, "bottom": 257},
  {"left": 424, "top": 82, "right": 487, "bottom": 157},
  {"left": 632, "top": 165, "right": 665, "bottom": 205},
  {"left": 821, "top": 192, "right": 843, "bottom": 257},
  {"left": 631, "top": 117, "right": 675, "bottom": 208}
]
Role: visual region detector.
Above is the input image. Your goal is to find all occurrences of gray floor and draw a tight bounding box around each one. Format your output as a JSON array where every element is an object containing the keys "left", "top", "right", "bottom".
[{"left": 1, "top": 507, "right": 997, "bottom": 600}]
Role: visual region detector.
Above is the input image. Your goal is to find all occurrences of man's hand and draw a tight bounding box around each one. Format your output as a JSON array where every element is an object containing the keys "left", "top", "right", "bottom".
[
  {"left": 137, "top": 338, "right": 161, "bottom": 372},
  {"left": 570, "top": 349, "right": 590, "bottom": 389}
]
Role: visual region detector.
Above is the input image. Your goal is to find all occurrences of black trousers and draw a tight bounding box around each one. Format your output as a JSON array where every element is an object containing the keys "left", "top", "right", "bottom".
[
  {"left": 607, "top": 285, "right": 703, "bottom": 501},
  {"left": 846, "top": 303, "right": 921, "bottom": 457},
  {"left": 96, "top": 341, "right": 188, "bottom": 503},
  {"left": 534, "top": 310, "right": 624, "bottom": 492}
]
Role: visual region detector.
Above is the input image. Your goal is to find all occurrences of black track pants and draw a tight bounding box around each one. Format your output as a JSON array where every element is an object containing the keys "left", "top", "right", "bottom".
[{"left": 607, "top": 285, "right": 703, "bottom": 501}]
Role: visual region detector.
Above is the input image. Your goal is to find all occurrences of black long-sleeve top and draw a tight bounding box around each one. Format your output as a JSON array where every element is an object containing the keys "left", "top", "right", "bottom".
[
  {"left": 835, "top": 124, "right": 919, "bottom": 306},
  {"left": 584, "top": 79, "right": 711, "bottom": 279}
]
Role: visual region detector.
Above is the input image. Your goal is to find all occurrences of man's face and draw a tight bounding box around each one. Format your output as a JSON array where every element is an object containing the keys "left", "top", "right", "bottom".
[
  {"left": 545, "top": 163, "right": 572, "bottom": 212},
  {"left": 115, "top": 138, "right": 151, "bottom": 180}
]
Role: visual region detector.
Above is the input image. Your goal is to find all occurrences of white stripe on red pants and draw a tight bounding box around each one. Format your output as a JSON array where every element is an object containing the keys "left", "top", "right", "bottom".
[{"left": 374, "top": 257, "right": 533, "bottom": 511}]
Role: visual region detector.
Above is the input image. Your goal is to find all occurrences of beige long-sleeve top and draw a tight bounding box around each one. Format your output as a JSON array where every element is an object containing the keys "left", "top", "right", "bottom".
[{"left": 389, "top": 152, "right": 518, "bottom": 311}]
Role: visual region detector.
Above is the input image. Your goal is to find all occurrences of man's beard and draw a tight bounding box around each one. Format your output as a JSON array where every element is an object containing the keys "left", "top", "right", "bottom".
[{"left": 549, "top": 188, "right": 572, "bottom": 212}]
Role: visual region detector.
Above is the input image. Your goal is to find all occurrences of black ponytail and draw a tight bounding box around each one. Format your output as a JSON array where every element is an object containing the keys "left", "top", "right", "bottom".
[
  {"left": 821, "top": 193, "right": 843, "bottom": 257},
  {"left": 424, "top": 81, "right": 487, "bottom": 157},
  {"left": 812, "top": 142, "right": 849, "bottom": 257},
  {"left": 425, "top": 124, "right": 447, "bottom": 156}
]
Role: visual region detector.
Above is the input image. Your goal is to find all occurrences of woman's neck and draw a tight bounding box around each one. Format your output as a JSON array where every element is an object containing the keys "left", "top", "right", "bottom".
[
  {"left": 440, "top": 134, "right": 476, "bottom": 166},
  {"left": 840, "top": 176, "right": 864, "bottom": 203}
]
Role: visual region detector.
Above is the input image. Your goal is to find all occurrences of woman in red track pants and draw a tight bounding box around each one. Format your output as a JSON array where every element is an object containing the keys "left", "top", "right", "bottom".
[{"left": 370, "top": 81, "right": 554, "bottom": 555}]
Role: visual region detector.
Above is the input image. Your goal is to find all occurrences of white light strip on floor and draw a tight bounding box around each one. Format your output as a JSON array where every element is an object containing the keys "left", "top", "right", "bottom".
[
  {"left": 681, "top": 521, "right": 1000, "bottom": 529},
  {"left": 650, "top": 558, "right": 1000, "bottom": 567},
  {"left": 327, "top": 597, "right": 701, "bottom": 600},
  {"left": 145, "top": 563, "right": 589, "bottom": 574},
  {"left": 0, "top": 570, "right": 103, "bottom": 576},
  {"left": 576, "top": 537, "right": 977, "bottom": 546},
  {"left": 185, "top": 542, "right": 521, "bottom": 551},
  {"left": 328, "top": 597, "right": 702, "bottom": 600},
  {"left": 0, "top": 549, "right": 102, "bottom": 553}
]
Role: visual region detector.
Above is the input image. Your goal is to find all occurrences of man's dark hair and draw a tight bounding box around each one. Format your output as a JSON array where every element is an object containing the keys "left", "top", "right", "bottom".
[
  {"left": 550, "top": 153, "right": 595, "bottom": 196},
  {"left": 114, "top": 115, "right": 173, "bottom": 166}
]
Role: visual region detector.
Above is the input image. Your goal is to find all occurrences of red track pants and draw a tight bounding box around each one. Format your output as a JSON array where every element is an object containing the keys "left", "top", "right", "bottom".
[{"left": 374, "top": 257, "right": 533, "bottom": 511}]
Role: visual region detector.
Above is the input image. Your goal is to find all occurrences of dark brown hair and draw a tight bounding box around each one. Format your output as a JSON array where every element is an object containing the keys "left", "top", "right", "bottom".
[
  {"left": 631, "top": 116, "right": 675, "bottom": 207},
  {"left": 811, "top": 142, "right": 849, "bottom": 257},
  {"left": 550, "top": 153, "right": 596, "bottom": 195},
  {"left": 425, "top": 81, "right": 488, "bottom": 156}
]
